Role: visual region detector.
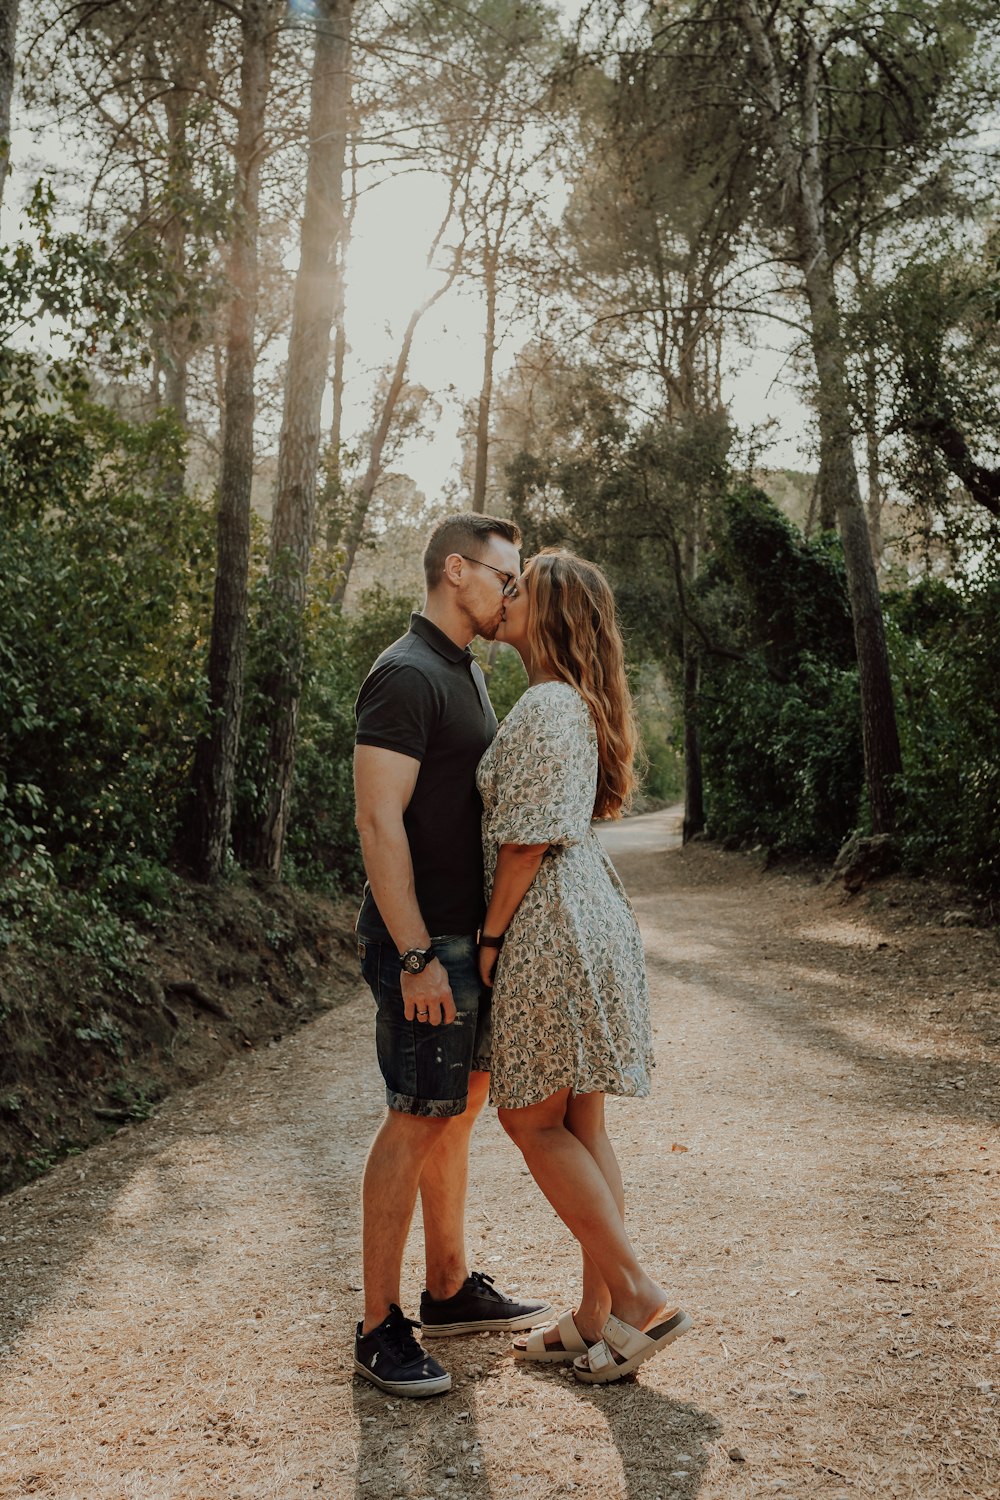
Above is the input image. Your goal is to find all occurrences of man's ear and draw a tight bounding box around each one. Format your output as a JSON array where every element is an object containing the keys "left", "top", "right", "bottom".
[{"left": 441, "top": 552, "right": 464, "bottom": 588}]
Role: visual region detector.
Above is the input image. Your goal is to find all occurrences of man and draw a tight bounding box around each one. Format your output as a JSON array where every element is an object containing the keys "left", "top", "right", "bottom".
[{"left": 352, "top": 513, "right": 550, "bottom": 1398}]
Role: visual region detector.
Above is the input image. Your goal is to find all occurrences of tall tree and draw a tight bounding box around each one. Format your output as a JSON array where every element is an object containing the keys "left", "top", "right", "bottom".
[
  {"left": 0, "top": 0, "right": 18, "bottom": 211},
  {"left": 241, "top": 0, "right": 352, "bottom": 875},
  {"left": 552, "top": 30, "right": 751, "bottom": 836},
  {"left": 184, "top": 0, "right": 282, "bottom": 881},
  {"left": 726, "top": 0, "right": 988, "bottom": 833}
]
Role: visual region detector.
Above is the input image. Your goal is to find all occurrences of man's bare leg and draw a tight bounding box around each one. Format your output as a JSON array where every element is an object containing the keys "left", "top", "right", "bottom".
[
  {"left": 417, "top": 1070, "right": 489, "bottom": 1300},
  {"left": 361, "top": 1108, "right": 454, "bottom": 1333}
]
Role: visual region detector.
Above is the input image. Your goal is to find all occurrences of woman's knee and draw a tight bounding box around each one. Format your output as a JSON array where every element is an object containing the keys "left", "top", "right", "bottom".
[
  {"left": 498, "top": 1095, "right": 566, "bottom": 1147},
  {"left": 497, "top": 1106, "right": 527, "bottom": 1144},
  {"left": 565, "top": 1091, "right": 607, "bottom": 1147}
]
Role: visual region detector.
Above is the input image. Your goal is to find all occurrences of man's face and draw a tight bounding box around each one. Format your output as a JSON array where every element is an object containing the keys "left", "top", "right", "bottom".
[{"left": 459, "top": 535, "right": 522, "bottom": 640}]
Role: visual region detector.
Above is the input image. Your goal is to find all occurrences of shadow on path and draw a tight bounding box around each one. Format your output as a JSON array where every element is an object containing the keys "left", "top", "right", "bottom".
[{"left": 575, "top": 1381, "right": 720, "bottom": 1500}]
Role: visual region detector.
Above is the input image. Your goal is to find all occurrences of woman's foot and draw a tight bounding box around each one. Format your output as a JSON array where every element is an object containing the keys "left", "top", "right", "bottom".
[
  {"left": 609, "top": 1279, "right": 675, "bottom": 1337},
  {"left": 512, "top": 1305, "right": 607, "bottom": 1359},
  {"left": 573, "top": 1302, "right": 693, "bottom": 1385}
]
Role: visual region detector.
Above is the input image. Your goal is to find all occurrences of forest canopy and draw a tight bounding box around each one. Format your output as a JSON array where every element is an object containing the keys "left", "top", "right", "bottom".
[{"left": 1, "top": 0, "right": 999, "bottom": 936}]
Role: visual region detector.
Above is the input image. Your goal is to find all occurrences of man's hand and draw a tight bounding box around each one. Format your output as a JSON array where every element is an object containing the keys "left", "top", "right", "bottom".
[{"left": 401, "top": 957, "right": 456, "bottom": 1026}]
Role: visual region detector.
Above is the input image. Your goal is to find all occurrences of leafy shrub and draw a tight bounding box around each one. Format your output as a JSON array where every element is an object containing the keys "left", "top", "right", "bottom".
[
  {"left": 257, "top": 573, "right": 419, "bottom": 888},
  {"left": 0, "top": 377, "right": 213, "bottom": 886},
  {"left": 886, "top": 576, "right": 1000, "bottom": 892},
  {"left": 697, "top": 486, "right": 865, "bottom": 854}
]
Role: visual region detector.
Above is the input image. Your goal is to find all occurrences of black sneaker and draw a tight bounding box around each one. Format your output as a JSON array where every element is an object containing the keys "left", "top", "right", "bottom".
[
  {"left": 420, "top": 1271, "right": 552, "bottom": 1338},
  {"left": 354, "top": 1304, "right": 452, "bottom": 1397}
]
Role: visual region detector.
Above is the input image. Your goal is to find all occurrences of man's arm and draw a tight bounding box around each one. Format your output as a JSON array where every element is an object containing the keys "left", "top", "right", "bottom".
[{"left": 353, "top": 743, "right": 456, "bottom": 1026}]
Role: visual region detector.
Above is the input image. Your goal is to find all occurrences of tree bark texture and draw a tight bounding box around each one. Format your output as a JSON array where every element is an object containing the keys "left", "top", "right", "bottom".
[
  {"left": 0, "top": 0, "right": 19, "bottom": 211},
  {"left": 185, "top": 0, "right": 278, "bottom": 881},
  {"left": 471, "top": 241, "right": 499, "bottom": 513},
  {"left": 738, "top": 0, "right": 902, "bottom": 834},
  {"left": 245, "top": 0, "right": 352, "bottom": 874},
  {"left": 682, "top": 645, "right": 705, "bottom": 842}
]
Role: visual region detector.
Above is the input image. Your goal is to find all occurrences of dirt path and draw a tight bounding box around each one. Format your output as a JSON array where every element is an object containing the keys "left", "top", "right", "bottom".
[{"left": 2, "top": 819, "right": 998, "bottom": 1500}]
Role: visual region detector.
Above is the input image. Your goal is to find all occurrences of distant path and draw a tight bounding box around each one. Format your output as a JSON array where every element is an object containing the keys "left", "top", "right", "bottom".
[
  {"left": 1, "top": 839, "right": 998, "bottom": 1500},
  {"left": 595, "top": 804, "right": 683, "bottom": 858}
]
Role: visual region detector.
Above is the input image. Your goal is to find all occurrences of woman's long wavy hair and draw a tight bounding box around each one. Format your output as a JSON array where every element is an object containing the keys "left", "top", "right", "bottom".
[{"left": 524, "top": 548, "right": 638, "bottom": 819}]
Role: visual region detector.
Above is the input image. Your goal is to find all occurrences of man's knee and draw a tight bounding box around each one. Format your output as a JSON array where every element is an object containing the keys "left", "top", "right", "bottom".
[{"left": 377, "top": 1107, "right": 455, "bottom": 1158}]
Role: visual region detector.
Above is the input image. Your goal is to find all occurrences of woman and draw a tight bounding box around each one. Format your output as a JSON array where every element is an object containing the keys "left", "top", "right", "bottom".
[{"left": 476, "top": 548, "right": 691, "bottom": 1385}]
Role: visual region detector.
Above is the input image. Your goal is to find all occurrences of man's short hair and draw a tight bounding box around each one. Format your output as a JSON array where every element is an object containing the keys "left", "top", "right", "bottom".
[{"left": 423, "top": 513, "right": 522, "bottom": 591}]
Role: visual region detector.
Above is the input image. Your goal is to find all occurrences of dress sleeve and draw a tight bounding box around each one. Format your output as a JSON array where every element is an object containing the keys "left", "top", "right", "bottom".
[
  {"left": 490, "top": 691, "right": 592, "bottom": 847},
  {"left": 355, "top": 661, "right": 438, "bottom": 762}
]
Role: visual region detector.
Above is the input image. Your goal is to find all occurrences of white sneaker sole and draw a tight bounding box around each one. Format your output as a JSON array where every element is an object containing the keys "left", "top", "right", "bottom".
[
  {"left": 353, "top": 1359, "right": 452, "bottom": 1397},
  {"left": 422, "top": 1302, "right": 554, "bottom": 1338}
]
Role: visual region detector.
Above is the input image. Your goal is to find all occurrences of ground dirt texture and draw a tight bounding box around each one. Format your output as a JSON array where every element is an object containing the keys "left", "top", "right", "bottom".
[{"left": 1, "top": 812, "right": 998, "bottom": 1500}]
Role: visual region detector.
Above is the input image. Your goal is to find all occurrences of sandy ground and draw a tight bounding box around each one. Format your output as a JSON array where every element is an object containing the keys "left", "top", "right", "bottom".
[{"left": 1, "top": 811, "right": 998, "bottom": 1500}]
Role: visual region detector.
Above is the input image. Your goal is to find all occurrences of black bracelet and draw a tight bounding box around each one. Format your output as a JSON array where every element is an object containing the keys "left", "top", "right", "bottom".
[{"left": 479, "top": 932, "right": 505, "bottom": 949}]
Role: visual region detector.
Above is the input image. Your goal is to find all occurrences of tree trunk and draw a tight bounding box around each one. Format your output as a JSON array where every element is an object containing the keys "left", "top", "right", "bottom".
[
  {"left": 182, "top": 0, "right": 277, "bottom": 881},
  {"left": 738, "top": 0, "right": 902, "bottom": 835},
  {"left": 472, "top": 242, "right": 499, "bottom": 513},
  {"left": 320, "top": 245, "right": 349, "bottom": 550},
  {"left": 331, "top": 220, "right": 466, "bottom": 605},
  {"left": 682, "top": 643, "right": 704, "bottom": 842},
  {"left": 161, "top": 80, "right": 191, "bottom": 428},
  {"left": 243, "top": 0, "right": 352, "bottom": 874},
  {"left": 681, "top": 519, "right": 705, "bottom": 840},
  {"left": 331, "top": 302, "right": 427, "bottom": 602},
  {"left": 0, "top": 0, "right": 19, "bottom": 211}
]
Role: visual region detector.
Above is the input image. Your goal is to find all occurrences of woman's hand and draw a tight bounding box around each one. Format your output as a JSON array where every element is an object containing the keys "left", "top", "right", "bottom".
[{"left": 478, "top": 943, "right": 499, "bottom": 989}]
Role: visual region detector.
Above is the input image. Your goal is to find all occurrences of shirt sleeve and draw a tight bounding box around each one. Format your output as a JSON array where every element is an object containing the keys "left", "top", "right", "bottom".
[
  {"left": 490, "top": 692, "right": 591, "bottom": 847},
  {"left": 355, "top": 660, "right": 439, "bottom": 762}
]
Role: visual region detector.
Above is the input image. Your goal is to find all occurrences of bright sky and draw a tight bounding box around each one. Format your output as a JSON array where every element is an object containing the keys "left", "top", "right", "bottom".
[
  {"left": 342, "top": 167, "right": 815, "bottom": 503},
  {"left": 2, "top": 67, "right": 815, "bottom": 508}
]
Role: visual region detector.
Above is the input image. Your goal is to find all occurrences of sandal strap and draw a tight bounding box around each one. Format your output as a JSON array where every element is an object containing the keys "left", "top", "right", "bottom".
[
  {"left": 557, "top": 1309, "right": 588, "bottom": 1354},
  {"left": 601, "top": 1313, "right": 654, "bottom": 1361},
  {"left": 583, "top": 1338, "right": 614, "bottom": 1373},
  {"left": 522, "top": 1324, "right": 551, "bottom": 1356}
]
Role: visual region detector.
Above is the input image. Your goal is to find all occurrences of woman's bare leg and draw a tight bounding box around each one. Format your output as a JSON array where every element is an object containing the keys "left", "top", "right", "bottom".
[
  {"left": 499, "top": 1088, "right": 672, "bottom": 1334},
  {"left": 565, "top": 1092, "right": 623, "bottom": 1339}
]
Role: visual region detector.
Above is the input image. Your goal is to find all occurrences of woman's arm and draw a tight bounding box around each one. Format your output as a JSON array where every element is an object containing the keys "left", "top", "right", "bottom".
[{"left": 478, "top": 841, "right": 549, "bottom": 986}]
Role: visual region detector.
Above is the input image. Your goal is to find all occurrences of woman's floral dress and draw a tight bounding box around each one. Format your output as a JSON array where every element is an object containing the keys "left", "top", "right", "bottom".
[{"left": 476, "top": 681, "right": 654, "bottom": 1109}]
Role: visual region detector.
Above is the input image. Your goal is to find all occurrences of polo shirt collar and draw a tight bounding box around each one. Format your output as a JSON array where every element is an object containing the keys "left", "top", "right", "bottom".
[{"left": 409, "top": 612, "right": 472, "bottom": 663}]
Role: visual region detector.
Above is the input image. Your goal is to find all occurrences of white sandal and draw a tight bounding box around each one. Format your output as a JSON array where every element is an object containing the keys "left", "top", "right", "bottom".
[
  {"left": 573, "top": 1308, "right": 692, "bottom": 1384},
  {"left": 513, "top": 1308, "right": 590, "bottom": 1364}
]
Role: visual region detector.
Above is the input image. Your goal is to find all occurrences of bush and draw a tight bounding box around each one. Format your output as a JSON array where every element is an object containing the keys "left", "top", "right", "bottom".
[
  {"left": 289, "top": 581, "right": 417, "bottom": 891},
  {"left": 887, "top": 576, "right": 1000, "bottom": 892},
  {"left": 0, "top": 379, "right": 213, "bottom": 886},
  {"left": 697, "top": 486, "right": 865, "bottom": 855}
]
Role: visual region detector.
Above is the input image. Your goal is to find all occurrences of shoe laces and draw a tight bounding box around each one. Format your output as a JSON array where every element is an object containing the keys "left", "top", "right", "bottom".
[
  {"left": 467, "top": 1271, "right": 501, "bottom": 1301},
  {"left": 383, "top": 1304, "right": 425, "bottom": 1362}
]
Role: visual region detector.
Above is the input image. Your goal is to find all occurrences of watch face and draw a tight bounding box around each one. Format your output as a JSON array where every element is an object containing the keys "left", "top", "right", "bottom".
[{"left": 402, "top": 950, "right": 428, "bottom": 973}]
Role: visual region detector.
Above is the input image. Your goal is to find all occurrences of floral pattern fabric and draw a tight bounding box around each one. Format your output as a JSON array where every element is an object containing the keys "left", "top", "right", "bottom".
[{"left": 476, "top": 681, "right": 654, "bottom": 1109}]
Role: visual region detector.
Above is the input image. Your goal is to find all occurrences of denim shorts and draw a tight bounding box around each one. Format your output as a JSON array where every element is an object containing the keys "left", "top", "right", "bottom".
[{"left": 358, "top": 933, "right": 492, "bottom": 1117}]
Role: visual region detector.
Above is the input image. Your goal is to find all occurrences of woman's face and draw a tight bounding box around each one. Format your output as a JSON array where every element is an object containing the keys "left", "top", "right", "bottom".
[{"left": 495, "top": 568, "right": 531, "bottom": 655}]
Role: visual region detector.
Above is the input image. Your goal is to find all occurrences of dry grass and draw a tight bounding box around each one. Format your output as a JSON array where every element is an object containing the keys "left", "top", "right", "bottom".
[{"left": 1, "top": 837, "right": 998, "bottom": 1500}]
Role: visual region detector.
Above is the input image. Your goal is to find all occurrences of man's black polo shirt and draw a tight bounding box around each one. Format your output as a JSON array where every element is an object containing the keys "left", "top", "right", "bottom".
[{"left": 354, "top": 613, "right": 497, "bottom": 941}]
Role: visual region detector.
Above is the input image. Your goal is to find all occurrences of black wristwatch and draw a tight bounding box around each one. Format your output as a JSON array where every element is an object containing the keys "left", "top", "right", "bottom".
[{"left": 399, "top": 945, "right": 435, "bottom": 974}]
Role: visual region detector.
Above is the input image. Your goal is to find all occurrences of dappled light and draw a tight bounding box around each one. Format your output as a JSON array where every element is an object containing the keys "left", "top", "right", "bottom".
[{"left": 2, "top": 0, "right": 1000, "bottom": 1494}]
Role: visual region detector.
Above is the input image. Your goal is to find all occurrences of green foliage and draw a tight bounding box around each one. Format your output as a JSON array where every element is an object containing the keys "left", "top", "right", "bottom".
[
  {"left": 239, "top": 571, "right": 418, "bottom": 893},
  {"left": 697, "top": 486, "right": 865, "bottom": 854},
  {"left": 475, "top": 642, "right": 528, "bottom": 721},
  {"left": 886, "top": 576, "right": 1000, "bottom": 892},
  {"left": 701, "top": 650, "right": 864, "bottom": 853},
  {"left": 632, "top": 664, "right": 683, "bottom": 805},
  {"left": 0, "top": 375, "right": 214, "bottom": 887}
]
